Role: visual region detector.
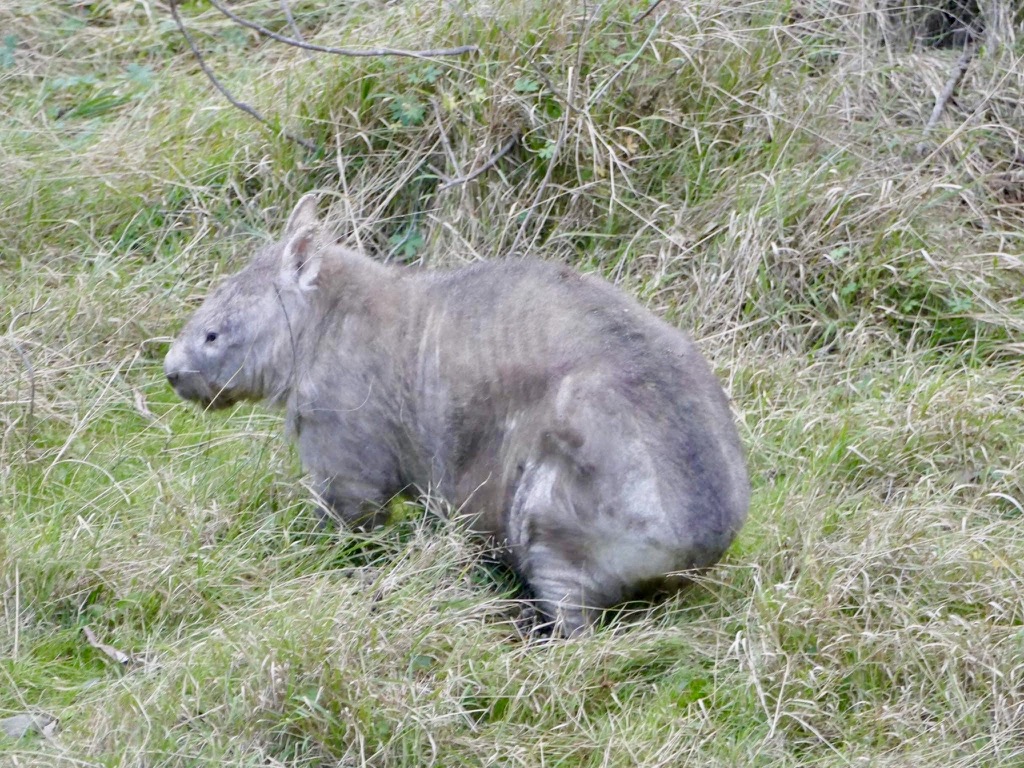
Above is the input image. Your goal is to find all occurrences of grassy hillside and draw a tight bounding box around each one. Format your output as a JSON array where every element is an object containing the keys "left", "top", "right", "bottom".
[{"left": 2, "top": 0, "right": 1022, "bottom": 765}]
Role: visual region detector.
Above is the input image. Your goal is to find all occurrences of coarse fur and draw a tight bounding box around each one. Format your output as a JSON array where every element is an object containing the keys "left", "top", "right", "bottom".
[{"left": 164, "top": 194, "right": 750, "bottom": 635}]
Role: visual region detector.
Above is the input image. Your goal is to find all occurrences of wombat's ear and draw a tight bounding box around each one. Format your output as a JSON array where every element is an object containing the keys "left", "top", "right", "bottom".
[
  {"left": 280, "top": 224, "right": 321, "bottom": 292},
  {"left": 285, "top": 193, "right": 320, "bottom": 235}
]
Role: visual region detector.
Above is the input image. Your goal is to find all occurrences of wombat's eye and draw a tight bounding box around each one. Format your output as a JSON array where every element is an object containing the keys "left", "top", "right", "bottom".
[{"left": 205, "top": 331, "right": 218, "bottom": 344}]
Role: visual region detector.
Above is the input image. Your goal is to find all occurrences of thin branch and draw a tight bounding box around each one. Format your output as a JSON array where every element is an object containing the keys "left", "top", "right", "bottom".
[
  {"left": 924, "top": 43, "right": 976, "bottom": 133},
  {"left": 169, "top": 0, "right": 317, "bottom": 152},
  {"left": 431, "top": 98, "right": 461, "bottom": 175},
  {"left": 633, "top": 0, "right": 667, "bottom": 24},
  {"left": 279, "top": 0, "right": 313, "bottom": 60},
  {"left": 206, "top": 0, "right": 478, "bottom": 59},
  {"left": 437, "top": 134, "right": 520, "bottom": 193},
  {"left": 280, "top": 0, "right": 304, "bottom": 43}
]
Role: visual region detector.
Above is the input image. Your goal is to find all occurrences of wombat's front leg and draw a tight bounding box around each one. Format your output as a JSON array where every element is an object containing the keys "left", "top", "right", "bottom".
[
  {"left": 511, "top": 458, "right": 612, "bottom": 636},
  {"left": 312, "top": 475, "right": 391, "bottom": 531},
  {"left": 524, "top": 546, "right": 592, "bottom": 637}
]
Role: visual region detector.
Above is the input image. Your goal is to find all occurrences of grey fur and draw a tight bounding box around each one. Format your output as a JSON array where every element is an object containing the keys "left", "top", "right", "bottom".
[{"left": 164, "top": 194, "right": 750, "bottom": 635}]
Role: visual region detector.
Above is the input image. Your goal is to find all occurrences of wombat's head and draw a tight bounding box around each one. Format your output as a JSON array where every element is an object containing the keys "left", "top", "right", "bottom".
[{"left": 164, "top": 194, "right": 324, "bottom": 409}]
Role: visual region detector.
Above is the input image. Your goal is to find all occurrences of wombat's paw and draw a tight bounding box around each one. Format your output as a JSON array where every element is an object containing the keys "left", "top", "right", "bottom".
[
  {"left": 514, "top": 602, "right": 585, "bottom": 642},
  {"left": 513, "top": 601, "right": 548, "bottom": 640}
]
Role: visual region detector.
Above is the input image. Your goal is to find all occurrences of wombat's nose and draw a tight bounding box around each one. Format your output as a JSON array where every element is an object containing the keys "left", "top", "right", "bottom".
[{"left": 166, "top": 371, "right": 181, "bottom": 387}]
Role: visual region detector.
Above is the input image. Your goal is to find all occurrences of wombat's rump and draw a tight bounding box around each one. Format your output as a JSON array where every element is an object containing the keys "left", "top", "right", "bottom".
[{"left": 164, "top": 194, "right": 749, "bottom": 635}]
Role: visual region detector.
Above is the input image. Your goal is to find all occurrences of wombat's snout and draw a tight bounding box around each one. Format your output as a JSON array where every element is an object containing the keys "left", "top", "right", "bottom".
[
  {"left": 164, "top": 365, "right": 206, "bottom": 404},
  {"left": 164, "top": 366, "right": 188, "bottom": 398},
  {"left": 163, "top": 351, "right": 181, "bottom": 387},
  {"left": 163, "top": 346, "right": 191, "bottom": 396}
]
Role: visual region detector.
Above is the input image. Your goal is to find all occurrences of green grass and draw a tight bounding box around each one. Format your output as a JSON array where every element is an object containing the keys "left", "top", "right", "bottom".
[{"left": 2, "top": 0, "right": 1023, "bottom": 765}]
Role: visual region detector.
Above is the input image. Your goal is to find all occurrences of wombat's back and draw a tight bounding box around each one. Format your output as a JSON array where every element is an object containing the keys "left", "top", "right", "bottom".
[
  {"left": 395, "top": 260, "right": 749, "bottom": 630},
  {"left": 418, "top": 258, "right": 744, "bottom": 473}
]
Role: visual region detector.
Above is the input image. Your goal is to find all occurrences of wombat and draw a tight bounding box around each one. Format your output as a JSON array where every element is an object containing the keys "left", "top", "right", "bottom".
[{"left": 164, "top": 194, "right": 750, "bottom": 635}]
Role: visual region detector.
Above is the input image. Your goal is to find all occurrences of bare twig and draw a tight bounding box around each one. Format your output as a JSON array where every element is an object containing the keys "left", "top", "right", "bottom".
[
  {"left": 633, "top": 0, "right": 667, "bottom": 24},
  {"left": 914, "top": 43, "right": 976, "bottom": 156},
  {"left": 82, "top": 626, "right": 131, "bottom": 666},
  {"left": 437, "top": 134, "right": 520, "bottom": 193},
  {"left": 925, "top": 44, "right": 976, "bottom": 134},
  {"left": 168, "top": 0, "right": 317, "bottom": 152},
  {"left": 280, "top": 0, "right": 304, "bottom": 43},
  {"left": 431, "top": 98, "right": 461, "bottom": 175},
  {"left": 206, "top": 0, "right": 478, "bottom": 59},
  {"left": 279, "top": 0, "right": 313, "bottom": 60}
]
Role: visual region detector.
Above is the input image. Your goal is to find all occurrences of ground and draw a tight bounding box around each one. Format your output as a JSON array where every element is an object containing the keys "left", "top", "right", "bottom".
[{"left": 1, "top": 1, "right": 1023, "bottom": 765}]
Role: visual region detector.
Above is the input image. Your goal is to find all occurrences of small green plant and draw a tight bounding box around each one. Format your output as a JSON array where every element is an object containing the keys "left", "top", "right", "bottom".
[{"left": 388, "top": 95, "right": 426, "bottom": 126}]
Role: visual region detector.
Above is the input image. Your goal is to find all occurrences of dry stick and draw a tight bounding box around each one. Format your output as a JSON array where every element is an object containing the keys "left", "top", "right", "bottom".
[
  {"left": 280, "top": 0, "right": 314, "bottom": 60},
  {"left": 168, "top": 1, "right": 317, "bottom": 153},
  {"left": 633, "top": 0, "right": 667, "bottom": 24},
  {"left": 431, "top": 98, "right": 461, "bottom": 176},
  {"left": 437, "top": 134, "right": 520, "bottom": 193},
  {"left": 280, "top": 0, "right": 304, "bottom": 42},
  {"left": 915, "top": 44, "right": 976, "bottom": 156},
  {"left": 925, "top": 44, "right": 976, "bottom": 134},
  {"left": 921, "top": 42, "right": 974, "bottom": 158},
  {"left": 206, "top": 0, "right": 478, "bottom": 59}
]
